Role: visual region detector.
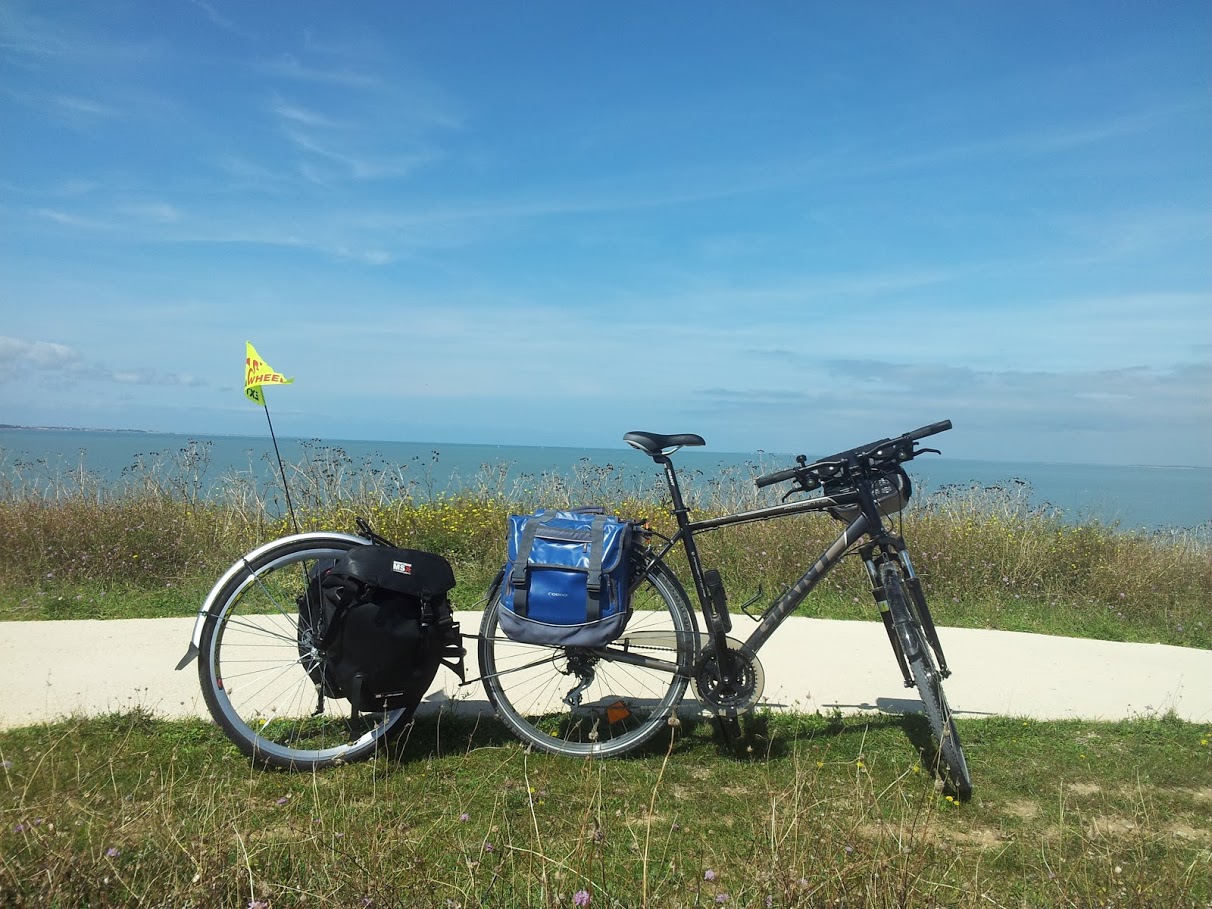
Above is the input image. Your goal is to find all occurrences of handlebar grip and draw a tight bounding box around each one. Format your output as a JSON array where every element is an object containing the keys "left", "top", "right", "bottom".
[
  {"left": 754, "top": 465, "right": 801, "bottom": 489},
  {"left": 906, "top": 419, "right": 952, "bottom": 442}
]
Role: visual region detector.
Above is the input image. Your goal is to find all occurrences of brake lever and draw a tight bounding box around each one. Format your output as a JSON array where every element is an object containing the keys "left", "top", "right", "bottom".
[{"left": 914, "top": 446, "right": 941, "bottom": 457}]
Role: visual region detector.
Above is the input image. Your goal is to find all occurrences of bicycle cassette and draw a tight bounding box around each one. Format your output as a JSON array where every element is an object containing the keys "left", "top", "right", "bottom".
[{"left": 692, "top": 637, "right": 765, "bottom": 718}]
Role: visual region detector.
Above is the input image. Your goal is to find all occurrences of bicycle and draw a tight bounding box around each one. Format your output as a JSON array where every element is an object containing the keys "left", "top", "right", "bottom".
[
  {"left": 477, "top": 419, "right": 972, "bottom": 798},
  {"left": 179, "top": 420, "right": 971, "bottom": 799}
]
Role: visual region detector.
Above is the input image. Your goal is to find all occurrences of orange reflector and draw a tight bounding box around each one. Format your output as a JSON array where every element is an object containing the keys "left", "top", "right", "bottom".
[{"left": 605, "top": 700, "right": 631, "bottom": 725}]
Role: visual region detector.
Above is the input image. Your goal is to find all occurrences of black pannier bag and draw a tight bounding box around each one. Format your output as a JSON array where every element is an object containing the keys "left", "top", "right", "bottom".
[{"left": 297, "top": 545, "right": 463, "bottom": 714}]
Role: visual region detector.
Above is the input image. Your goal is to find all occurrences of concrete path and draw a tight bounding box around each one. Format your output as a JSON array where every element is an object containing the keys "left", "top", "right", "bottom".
[{"left": 3, "top": 613, "right": 1210, "bottom": 731}]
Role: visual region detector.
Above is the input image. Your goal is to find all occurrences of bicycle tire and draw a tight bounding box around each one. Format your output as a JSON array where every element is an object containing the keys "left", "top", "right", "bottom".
[
  {"left": 478, "top": 558, "right": 698, "bottom": 758},
  {"left": 881, "top": 562, "right": 973, "bottom": 800},
  {"left": 198, "top": 534, "right": 414, "bottom": 771}
]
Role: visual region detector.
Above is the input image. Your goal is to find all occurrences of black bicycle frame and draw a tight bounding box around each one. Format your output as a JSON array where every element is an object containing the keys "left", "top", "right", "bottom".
[
  {"left": 649, "top": 460, "right": 871, "bottom": 644},
  {"left": 597, "top": 450, "right": 949, "bottom": 688}
]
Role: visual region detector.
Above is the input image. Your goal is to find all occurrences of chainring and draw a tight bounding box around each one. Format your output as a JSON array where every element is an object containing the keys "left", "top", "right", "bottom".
[{"left": 691, "top": 636, "right": 765, "bottom": 718}]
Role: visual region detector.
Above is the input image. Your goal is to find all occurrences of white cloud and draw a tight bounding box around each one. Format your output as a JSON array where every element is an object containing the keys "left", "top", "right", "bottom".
[
  {"left": 52, "top": 94, "right": 118, "bottom": 118},
  {"left": 0, "top": 336, "right": 207, "bottom": 388},
  {"left": 119, "top": 201, "right": 182, "bottom": 224},
  {"left": 0, "top": 337, "right": 81, "bottom": 378},
  {"left": 34, "top": 208, "right": 108, "bottom": 229}
]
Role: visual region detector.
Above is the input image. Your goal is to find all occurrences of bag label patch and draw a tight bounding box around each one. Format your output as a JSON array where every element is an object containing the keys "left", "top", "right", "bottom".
[{"left": 392, "top": 561, "right": 413, "bottom": 575}]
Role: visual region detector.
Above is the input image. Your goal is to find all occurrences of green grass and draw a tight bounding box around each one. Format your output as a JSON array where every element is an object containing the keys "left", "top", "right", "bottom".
[{"left": 2, "top": 710, "right": 1210, "bottom": 908}]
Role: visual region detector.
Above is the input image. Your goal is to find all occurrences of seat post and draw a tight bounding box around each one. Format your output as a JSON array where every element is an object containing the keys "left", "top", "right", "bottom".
[
  {"left": 654, "top": 454, "right": 732, "bottom": 656},
  {"left": 653, "top": 454, "right": 692, "bottom": 531}
]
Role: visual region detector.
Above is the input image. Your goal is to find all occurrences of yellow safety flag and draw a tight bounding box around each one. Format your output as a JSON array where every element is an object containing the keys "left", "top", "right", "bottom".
[{"left": 244, "top": 341, "right": 294, "bottom": 406}]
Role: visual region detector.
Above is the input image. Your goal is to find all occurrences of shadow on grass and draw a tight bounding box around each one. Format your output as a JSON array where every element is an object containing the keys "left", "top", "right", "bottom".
[{"left": 382, "top": 706, "right": 952, "bottom": 776}]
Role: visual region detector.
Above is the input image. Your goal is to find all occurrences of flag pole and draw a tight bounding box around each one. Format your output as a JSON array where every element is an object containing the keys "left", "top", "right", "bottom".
[
  {"left": 245, "top": 342, "right": 299, "bottom": 535},
  {"left": 261, "top": 394, "right": 299, "bottom": 534}
]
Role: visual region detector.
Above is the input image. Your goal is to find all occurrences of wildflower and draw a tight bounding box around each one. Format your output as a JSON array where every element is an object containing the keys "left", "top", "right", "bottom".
[
  {"left": 704, "top": 869, "right": 716, "bottom": 881},
  {"left": 716, "top": 895, "right": 730, "bottom": 904},
  {"left": 13, "top": 823, "right": 25, "bottom": 833},
  {"left": 766, "top": 897, "right": 774, "bottom": 908},
  {"left": 0, "top": 760, "right": 11, "bottom": 770},
  {"left": 573, "top": 890, "right": 591, "bottom": 907},
  {"left": 459, "top": 812, "right": 470, "bottom": 822},
  {"left": 484, "top": 842, "right": 494, "bottom": 854},
  {"left": 105, "top": 847, "right": 121, "bottom": 858},
  {"left": 248, "top": 901, "right": 269, "bottom": 909},
  {"left": 276, "top": 796, "right": 289, "bottom": 806}
]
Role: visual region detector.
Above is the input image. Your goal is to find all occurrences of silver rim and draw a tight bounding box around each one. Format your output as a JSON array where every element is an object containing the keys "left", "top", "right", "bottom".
[
  {"left": 201, "top": 542, "right": 408, "bottom": 767},
  {"left": 479, "top": 564, "right": 695, "bottom": 757}
]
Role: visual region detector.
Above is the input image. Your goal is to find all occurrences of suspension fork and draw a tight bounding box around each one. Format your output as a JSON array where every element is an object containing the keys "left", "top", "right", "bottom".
[
  {"left": 861, "top": 535, "right": 952, "bottom": 680},
  {"left": 862, "top": 540, "right": 915, "bottom": 688},
  {"left": 897, "top": 545, "right": 951, "bottom": 677}
]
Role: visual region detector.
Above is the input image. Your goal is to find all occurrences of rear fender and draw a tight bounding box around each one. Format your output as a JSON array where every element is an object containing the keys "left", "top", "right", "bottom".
[{"left": 175, "top": 531, "right": 369, "bottom": 670}]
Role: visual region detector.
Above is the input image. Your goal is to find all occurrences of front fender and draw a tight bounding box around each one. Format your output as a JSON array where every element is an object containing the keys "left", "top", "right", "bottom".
[{"left": 174, "top": 531, "right": 369, "bottom": 670}]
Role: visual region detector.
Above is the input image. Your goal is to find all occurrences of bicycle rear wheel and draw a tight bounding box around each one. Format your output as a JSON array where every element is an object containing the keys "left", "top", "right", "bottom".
[
  {"left": 881, "top": 562, "right": 973, "bottom": 799},
  {"left": 478, "top": 559, "right": 697, "bottom": 758},
  {"left": 198, "top": 534, "right": 413, "bottom": 771}
]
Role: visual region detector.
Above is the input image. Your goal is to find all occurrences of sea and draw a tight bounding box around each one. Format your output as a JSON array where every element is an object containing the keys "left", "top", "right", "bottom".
[{"left": 1, "top": 428, "right": 1209, "bottom": 535}]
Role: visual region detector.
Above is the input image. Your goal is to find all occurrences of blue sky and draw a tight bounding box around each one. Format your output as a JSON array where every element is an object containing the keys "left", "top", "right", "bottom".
[{"left": 1, "top": 1, "right": 1209, "bottom": 466}]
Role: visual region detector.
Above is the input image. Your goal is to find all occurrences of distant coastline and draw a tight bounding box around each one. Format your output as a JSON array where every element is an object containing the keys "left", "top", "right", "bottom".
[
  {"left": 0, "top": 424, "right": 156, "bottom": 434},
  {"left": 1, "top": 425, "right": 1206, "bottom": 472}
]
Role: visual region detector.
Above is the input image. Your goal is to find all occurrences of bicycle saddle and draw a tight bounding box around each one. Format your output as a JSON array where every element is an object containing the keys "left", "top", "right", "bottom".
[{"left": 623, "top": 431, "right": 707, "bottom": 456}]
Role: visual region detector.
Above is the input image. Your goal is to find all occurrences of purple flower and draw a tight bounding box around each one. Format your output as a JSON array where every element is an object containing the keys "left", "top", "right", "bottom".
[
  {"left": 766, "top": 898, "right": 774, "bottom": 908},
  {"left": 573, "top": 890, "right": 591, "bottom": 907},
  {"left": 459, "top": 812, "right": 470, "bottom": 822},
  {"left": 716, "top": 895, "right": 730, "bottom": 904},
  {"left": 13, "top": 823, "right": 25, "bottom": 833},
  {"left": 275, "top": 796, "right": 289, "bottom": 806},
  {"left": 484, "top": 842, "right": 494, "bottom": 854},
  {"left": 248, "top": 901, "right": 269, "bottom": 909},
  {"left": 105, "top": 847, "right": 121, "bottom": 858},
  {"left": 704, "top": 869, "right": 716, "bottom": 881}
]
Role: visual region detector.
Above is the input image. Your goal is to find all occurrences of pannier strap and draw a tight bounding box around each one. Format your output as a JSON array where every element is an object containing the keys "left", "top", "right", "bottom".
[{"left": 509, "top": 512, "right": 608, "bottom": 622}]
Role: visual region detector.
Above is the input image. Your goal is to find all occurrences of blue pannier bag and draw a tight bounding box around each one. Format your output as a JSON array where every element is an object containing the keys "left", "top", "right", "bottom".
[{"left": 499, "top": 509, "right": 633, "bottom": 647}]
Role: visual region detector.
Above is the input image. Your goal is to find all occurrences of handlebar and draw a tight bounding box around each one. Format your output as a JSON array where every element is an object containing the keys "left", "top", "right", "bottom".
[
  {"left": 754, "top": 420, "right": 952, "bottom": 490},
  {"left": 906, "top": 419, "right": 952, "bottom": 442}
]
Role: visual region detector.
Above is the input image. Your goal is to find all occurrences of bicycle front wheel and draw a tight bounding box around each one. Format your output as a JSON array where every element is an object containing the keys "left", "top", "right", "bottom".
[
  {"left": 478, "top": 559, "right": 698, "bottom": 758},
  {"left": 881, "top": 562, "right": 973, "bottom": 799},
  {"left": 198, "top": 534, "right": 414, "bottom": 771}
]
